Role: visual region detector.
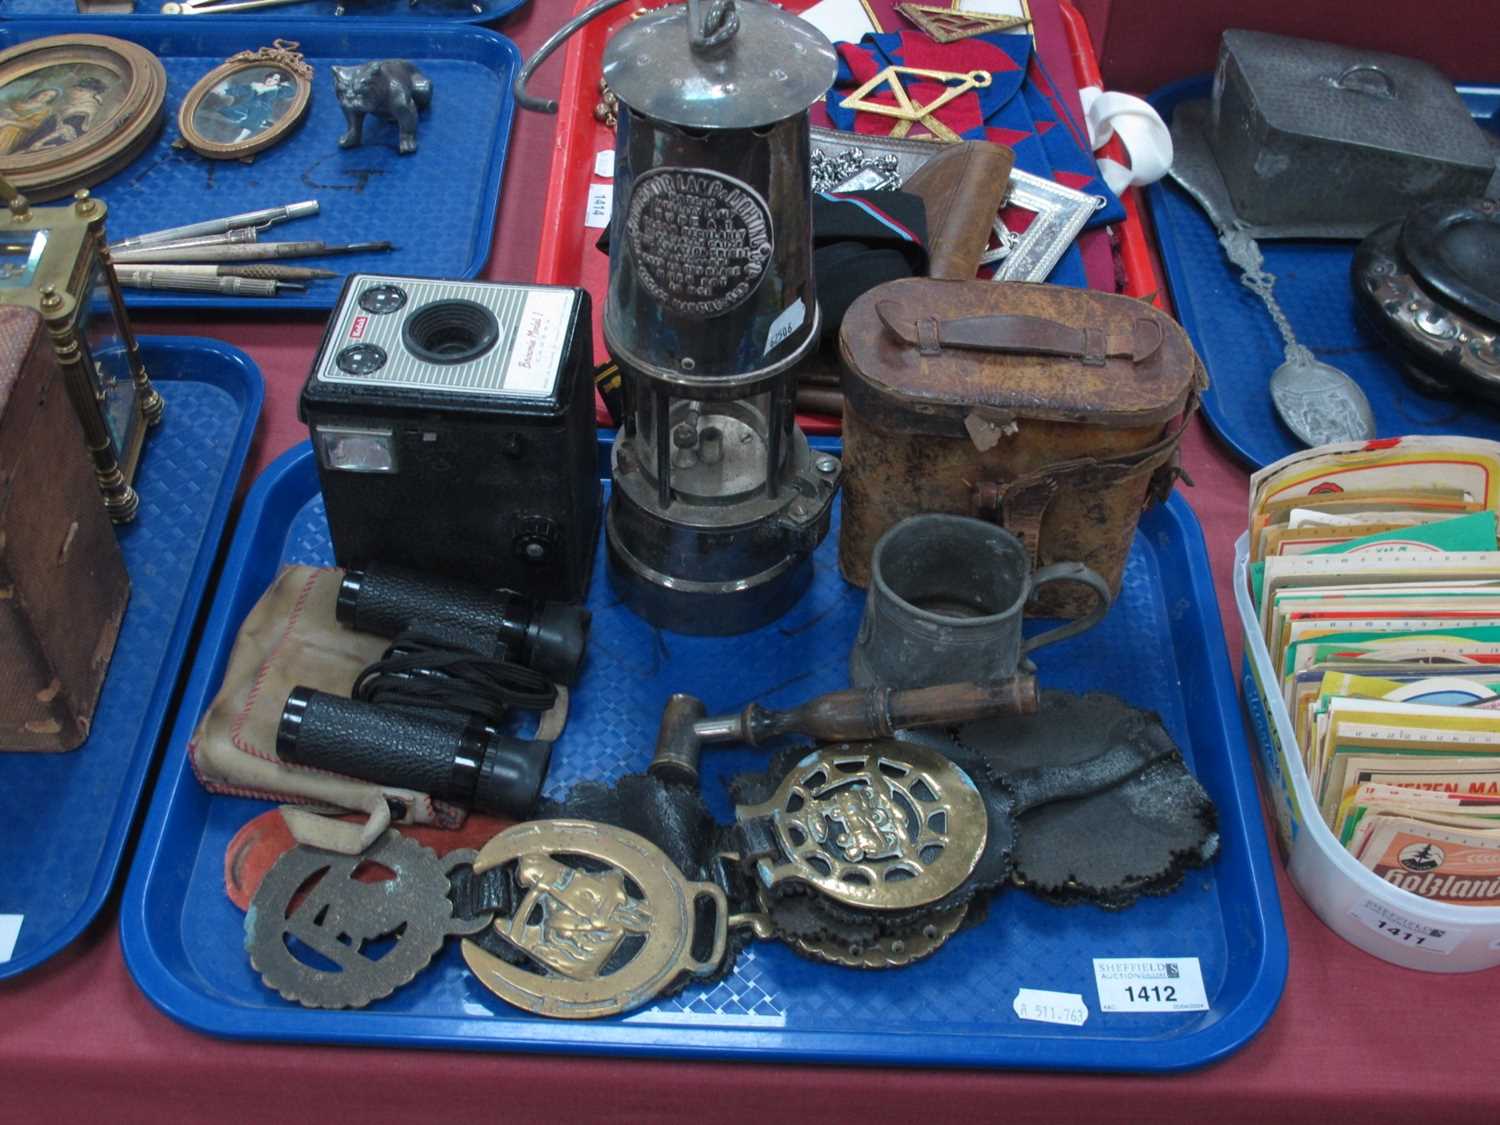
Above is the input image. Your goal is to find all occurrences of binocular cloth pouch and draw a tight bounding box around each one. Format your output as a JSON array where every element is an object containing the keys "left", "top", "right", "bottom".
[
  {"left": 190, "top": 565, "right": 465, "bottom": 855},
  {"left": 837, "top": 278, "right": 1207, "bottom": 616}
]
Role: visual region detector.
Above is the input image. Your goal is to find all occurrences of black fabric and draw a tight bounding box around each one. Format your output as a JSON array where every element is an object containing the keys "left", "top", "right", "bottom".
[
  {"left": 812, "top": 191, "right": 929, "bottom": 272},
  {"left": 538, "top": 774, "right": 722, "bottom": 888},
  {"left": 813, "top": 191, "right": 928, "bottom": 344},
  {"left": 447, "top": 860, "right": 514, "bottom": 923}
]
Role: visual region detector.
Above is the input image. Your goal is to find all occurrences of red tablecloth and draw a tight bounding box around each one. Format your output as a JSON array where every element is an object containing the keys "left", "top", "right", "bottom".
[{"left": 3, "top": 5, "right": 1497, "bottom": 1122}]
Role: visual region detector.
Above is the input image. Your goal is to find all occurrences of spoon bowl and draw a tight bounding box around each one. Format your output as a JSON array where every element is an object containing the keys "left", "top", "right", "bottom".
[{"left": 1268, "top": 354, "right": 1377, "bottom": 448}]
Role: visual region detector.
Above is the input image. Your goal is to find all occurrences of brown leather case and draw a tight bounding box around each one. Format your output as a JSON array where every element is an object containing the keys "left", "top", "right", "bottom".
[
  {"left": 0, "top": 306, "right": 129, "bottom": 750},
  {"left": 837, "top": 278, "right": 1206, "bottom": 616},
  {"left": 901, "top": 141, "right": 1016, "bottom": 280}
]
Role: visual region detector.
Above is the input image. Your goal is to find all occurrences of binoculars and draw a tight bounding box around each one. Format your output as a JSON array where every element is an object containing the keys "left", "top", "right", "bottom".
[
  {"left": 278, "top": 687, "right": 548, "bottom": 819},
  {"left": 276, "top": 564, "right": 590, "bottom": 819},
  {"left": 336, "top": 563, "right": 590, "bottom": 686}
]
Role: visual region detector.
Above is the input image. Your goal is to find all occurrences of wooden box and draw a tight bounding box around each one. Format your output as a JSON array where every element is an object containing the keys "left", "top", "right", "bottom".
[{"left": 0, "top": 306, "right": 129, "bottom": 750}]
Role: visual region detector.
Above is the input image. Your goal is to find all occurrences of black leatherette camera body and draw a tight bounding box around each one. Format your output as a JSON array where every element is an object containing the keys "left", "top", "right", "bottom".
[{"left": 301, "top": 275, "right": 601, "bottom": 604}]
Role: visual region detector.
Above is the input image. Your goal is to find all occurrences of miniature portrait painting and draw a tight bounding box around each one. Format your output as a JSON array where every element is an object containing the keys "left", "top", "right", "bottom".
[
  {"left": 0, "top": 62, "right": 124, "bottom": 156},
  {"left": 192, "top": 64, "right": 298, "bottom": 145}
]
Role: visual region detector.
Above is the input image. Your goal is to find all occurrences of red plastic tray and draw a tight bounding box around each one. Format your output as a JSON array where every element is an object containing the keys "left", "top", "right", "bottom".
[{"left": 533, "top": 0, "right": 1164, "bottom": 431}]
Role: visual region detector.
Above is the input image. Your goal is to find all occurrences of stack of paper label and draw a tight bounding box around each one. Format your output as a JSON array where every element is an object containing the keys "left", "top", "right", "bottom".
[{"left": 1249, "top": 437, "right": 1500, "bottom": 906}]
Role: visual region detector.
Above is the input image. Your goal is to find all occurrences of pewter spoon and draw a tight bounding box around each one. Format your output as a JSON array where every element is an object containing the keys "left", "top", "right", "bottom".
[
  {"left": 1165, "top": 101, "right": 1376, "bottom": 448},
  {"left": 1220, "top": 228, "right": 1376, "bottom": 447}
]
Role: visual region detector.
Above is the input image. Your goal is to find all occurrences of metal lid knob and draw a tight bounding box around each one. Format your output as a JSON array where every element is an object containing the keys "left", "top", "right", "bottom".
[{"left": 604, "top": 0, "right": 836, "bottom": 130}]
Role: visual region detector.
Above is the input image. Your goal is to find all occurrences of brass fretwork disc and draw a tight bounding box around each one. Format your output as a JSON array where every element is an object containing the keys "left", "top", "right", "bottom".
[
  {"left": 736, "top": 741, "right": 987, "bottom": 911},
  {"left": 786, "top": 902, "right": 969, "bottom": 969}
]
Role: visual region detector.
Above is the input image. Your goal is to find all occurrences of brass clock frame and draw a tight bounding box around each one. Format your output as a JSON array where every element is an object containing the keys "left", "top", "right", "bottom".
[{"left": 0, "top": 182, "right": 163, "bottom": 522}]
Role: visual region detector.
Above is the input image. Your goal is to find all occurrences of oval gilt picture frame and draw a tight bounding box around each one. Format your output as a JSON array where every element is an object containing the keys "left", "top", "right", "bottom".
[
  {"left": 0, "top": 33, "right": 166, "bottom": 202},
  {"left": 176, "top": 41, "right": 312, "bottom": 162}
]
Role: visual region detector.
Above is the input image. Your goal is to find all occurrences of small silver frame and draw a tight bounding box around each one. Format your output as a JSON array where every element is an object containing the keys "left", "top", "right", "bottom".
[{"left": 982, "top": 169, "right": 1104, "bottom": 283}]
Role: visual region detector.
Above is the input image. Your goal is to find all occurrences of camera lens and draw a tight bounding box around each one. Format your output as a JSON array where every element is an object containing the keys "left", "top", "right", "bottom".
[{"left": 402, "top": 299, "right": 500, "bottom": 365}]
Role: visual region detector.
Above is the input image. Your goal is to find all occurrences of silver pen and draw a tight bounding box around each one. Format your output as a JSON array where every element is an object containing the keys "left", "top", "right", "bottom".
[
  {"left": 109, "top": 200, "right": 319, "bottom": 252},
  {"left": 112, "top": 262, "right": 339, "bottom": 282},
  {"left": 114, "top": 228, "right": 258, "bottom": 257},
  {"left": 112, "top": 266, "right": 293, "bottom": 297}
]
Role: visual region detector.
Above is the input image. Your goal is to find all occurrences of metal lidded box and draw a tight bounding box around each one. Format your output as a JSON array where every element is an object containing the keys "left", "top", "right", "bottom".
[{"left": 1209, "top": 29, "right": 1498, "bottom": 234}]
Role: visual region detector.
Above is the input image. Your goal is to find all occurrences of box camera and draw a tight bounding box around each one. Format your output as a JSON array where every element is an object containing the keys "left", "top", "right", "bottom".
[{"left": 301, "top": 276, "right": 601, "bottom": 604}]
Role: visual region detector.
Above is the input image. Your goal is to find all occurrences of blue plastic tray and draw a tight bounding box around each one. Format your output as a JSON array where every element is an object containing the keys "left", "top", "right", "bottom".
[
  {"left": 1146, "top": 78, "right": 1500, "bottom": 471},
  {"left": 0, "top": 19, "right": 518, "bottom": 312},
  {"left": 0, "top": 337, "right": 260, "bottom": 980},
  {"left": 1, "top": 0, "right": 525, "bottom": 24},
  {"left": 122, "top": 444, "right": 1285, "bottom": 1070}
]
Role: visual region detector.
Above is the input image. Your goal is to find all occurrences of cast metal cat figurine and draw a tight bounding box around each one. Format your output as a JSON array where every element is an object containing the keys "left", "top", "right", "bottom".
[{"left": 331, "top": 60, "right": 432, "bottom": 156}]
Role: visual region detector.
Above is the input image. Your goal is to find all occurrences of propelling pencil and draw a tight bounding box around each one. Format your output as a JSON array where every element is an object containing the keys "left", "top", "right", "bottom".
[
  {"left": 112, "top": 228, "right": 258, "bottom": 256},
  {"left": 110, "top": 201, "right": 319, "bottom": 252},
  {"left": 111, "top": 240, "right": 393, "bottom": 264},
  {"left": 112, "top": 267, "right": 296, "bottom": 297},
  {"left": 219, "top": 264, "right": 340, "bottom": 281},
  {"left": 110, "top": 263, "right": 339, "bottom": 282}
]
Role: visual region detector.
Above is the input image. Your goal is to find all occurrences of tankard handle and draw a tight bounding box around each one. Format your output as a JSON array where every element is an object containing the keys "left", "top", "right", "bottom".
[
  {"left": 514, "top": 0, "right": 633, "bottom": 113},
  {"left": 1020, "top": 561, "right": 1111, "bottom": 655}
]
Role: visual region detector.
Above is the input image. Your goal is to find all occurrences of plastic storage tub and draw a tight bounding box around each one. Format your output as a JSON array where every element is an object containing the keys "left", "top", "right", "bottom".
[{"left": 1234, "top": 533, "right": 1500, "bottom": 971}]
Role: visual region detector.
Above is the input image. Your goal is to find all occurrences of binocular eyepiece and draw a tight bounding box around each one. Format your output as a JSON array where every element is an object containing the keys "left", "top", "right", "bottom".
[{"left": 336, "top": 563, "right": 591, "bottom": 686}]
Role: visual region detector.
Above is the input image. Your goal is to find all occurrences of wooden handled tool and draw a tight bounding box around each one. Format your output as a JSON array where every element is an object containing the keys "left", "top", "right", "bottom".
[{"left": 650, "top": 676, "right": 1039, "bottom": 784}]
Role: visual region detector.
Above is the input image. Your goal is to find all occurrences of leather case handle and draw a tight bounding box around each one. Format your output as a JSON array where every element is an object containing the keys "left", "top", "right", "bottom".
[{"left": 875, "top": 301, "right": 1165, "bottom": 367}]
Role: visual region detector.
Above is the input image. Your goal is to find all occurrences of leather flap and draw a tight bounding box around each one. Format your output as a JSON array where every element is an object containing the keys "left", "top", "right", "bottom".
[{"left": 840, "top": 278, "right": 1201, "bottom": 432}]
